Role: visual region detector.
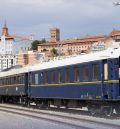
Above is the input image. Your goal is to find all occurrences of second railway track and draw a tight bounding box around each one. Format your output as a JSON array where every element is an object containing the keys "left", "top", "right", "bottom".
[{"left": 0, "top": 104, "right": 120, "bottom": 129}]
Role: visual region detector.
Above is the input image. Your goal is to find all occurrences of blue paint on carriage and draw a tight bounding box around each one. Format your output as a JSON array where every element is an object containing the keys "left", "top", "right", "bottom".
[
  {"left": 29, "top": 58, "right": 120, "bottom": 100},
  {"left": 30, "top": 84, "right": 102, "bottom": 99}
]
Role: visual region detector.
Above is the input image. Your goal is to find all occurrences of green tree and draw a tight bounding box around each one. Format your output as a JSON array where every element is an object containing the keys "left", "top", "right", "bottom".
[
  {"left": 31, "top": 39, "right": 46, "bottom": 50},
  {"left": 51, "top": 48, "right": 58, "bottom": 57},
  {"left": 31, "top": 40, "right": 40, "bottom": 50}
]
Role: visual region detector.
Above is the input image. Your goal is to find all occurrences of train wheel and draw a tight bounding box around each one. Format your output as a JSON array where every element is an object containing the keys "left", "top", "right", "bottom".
[
  {"left": 88, "top": 105, "right": 97, "bottom": 116},
  {"left": 115, "top": 106, "right": 120, "bottom": 114},
  {"left": 103, "top": 106, "right": 113, "bottom": 117}
]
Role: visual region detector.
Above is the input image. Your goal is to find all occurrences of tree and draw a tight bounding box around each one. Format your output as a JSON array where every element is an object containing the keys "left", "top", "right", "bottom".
[
  {"left": 31, "top": 39, "right": 46, "bottom": 50},
  {"left": 51, "top": 48, "right": 58, "bottom": 57},
  {"left": 31, "top": 40, "right": 40, "bottom": 50}
]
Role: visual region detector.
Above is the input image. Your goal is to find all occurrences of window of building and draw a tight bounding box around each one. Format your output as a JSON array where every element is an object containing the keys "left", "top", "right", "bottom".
[
  {"left": 74, "top": 66, "right": 80, "bottom": 82},
  {"left": 92, "top": 64, "right": 99, "bottom": 80},
  {"left": 83, "top": 65, "right": 89, "bottom": 81}
]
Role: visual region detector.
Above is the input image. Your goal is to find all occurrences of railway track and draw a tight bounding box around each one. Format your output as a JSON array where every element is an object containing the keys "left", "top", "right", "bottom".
[{"left": 0, "top": 104, "right": 120, "bottom": 129}]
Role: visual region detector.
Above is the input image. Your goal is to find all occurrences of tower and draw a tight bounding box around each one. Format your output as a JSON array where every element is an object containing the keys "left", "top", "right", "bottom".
[
  {"left": 50, "top": 28, "right": 60, "bottom": 42},
  {"left": 2, "top": 22, "right": 9, "bottom": 36}
]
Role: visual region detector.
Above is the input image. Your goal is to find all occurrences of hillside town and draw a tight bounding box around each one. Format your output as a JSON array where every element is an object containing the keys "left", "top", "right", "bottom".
[
  {"left": 1, "top": 1, "right": 120, "bottom": 129},
  {"left": 0, "top": 23, "right": 120, "bottom": 71}
]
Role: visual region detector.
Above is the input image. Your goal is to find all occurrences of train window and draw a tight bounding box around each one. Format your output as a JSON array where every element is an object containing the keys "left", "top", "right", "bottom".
[
  {"left": 51, "top": 71, "right": 55, "bottom": 83},
  {"left": 14, "top": 76, "right": 17, "bottom": 84},
  {"left": 92, "top": 64, "right": 99, "bottom": 80},
  {"left": 0, "top": 79, "right": 1, "bottom": 86},
  {"left": 74, "top": 66, "right": 80, "bottom": 82},
  {"left": 6, "top": 78, "right": 8, "bottom": 85},
  {"left": 11, "top": 77, "right": 13, "bottom": 84},
  {"left": 0, "top": 79, "right": 2, "bottom": 86},
  {"left": 9, "top": 77, "right": 11, "bottom": 85},
  {"left": 83, "top": 65, "right": 89, "bottom": 81},
  {"left": 2, "top": 79, "right": 4, "bottom": 85},
  {"left": 35, "top": 73, "right": 39, "bottom": 84},
  {"left": 21, "top": 75, "right": 24, "bottom": 84},
  {"left": 3, "top": 79, "right": 5, "bottom": 85},
  {"left": 17, "top": 76, "right": 20, "bottom": 84},
  {"left": 58, "top": 70, "right": 62, "bottom": 83},
  {"left": 104, "top": 63, "right": 108, "bottom": 80},
  {"left": 4, "top": 78, "right": 6, "bottom": 85},
  {"left": 65, "top": 68, "right": 70, "bottom": 82},
  {"left": 40, "top": 72, "right": 44, "bottom": 84},
  {"left": 40, "top": 72, "right": 43, "bottom": 77},
  {"left": 8, "top": 78, "right": 10, "bottom": 85},
  {"left": 19, "top": 76, "right": 21, "bottom": 84},
  {"left": 45, "top": 71, "right": 48, "bottom": 84}
]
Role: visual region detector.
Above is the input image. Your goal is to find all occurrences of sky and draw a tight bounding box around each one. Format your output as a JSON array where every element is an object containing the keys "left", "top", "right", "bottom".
[{"left": 0, "top": 0, "right": 120, "bottom": 40}]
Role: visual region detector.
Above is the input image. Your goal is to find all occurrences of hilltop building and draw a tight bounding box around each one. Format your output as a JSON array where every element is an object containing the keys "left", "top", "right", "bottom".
[
  {"left": 38, "top": 28, "right": 120, "bottom": 57},
  {"left": 0, "top": 23, "right": 33, "bottom": 71},
  {"left": 50, "top": 28, "right": 60, "bottom": 42}
]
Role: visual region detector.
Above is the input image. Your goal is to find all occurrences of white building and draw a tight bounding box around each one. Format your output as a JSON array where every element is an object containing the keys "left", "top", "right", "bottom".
[
  {"left": 0, "top": 55, "right": 17, "bottom": 71},
  {"left": 0, "top": 23, "right": 33, "bottom": 71}
]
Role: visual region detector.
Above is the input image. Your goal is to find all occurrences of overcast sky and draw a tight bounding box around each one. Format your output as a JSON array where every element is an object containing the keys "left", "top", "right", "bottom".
[{"left": 0, "top": 0, "right": 119, "bottom": 40}]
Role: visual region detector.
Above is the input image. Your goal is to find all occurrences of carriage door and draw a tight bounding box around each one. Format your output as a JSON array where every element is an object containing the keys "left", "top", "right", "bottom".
[
  {"left": 103, "top": 61, "right": 109, "bottom": 99},
  {"left": 102, "top": 58, "right": 120, "bottom": 99},
  {"left": 103, "top": 59, "right": 113, "bottom": 99}
]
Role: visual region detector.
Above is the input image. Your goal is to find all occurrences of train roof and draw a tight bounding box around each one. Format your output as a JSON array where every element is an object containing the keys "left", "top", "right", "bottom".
[{"left": 0, "top": 48, "right": 119, "bottom": 77}]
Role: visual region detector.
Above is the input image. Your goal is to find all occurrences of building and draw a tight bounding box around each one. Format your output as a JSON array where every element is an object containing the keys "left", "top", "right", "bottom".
[
  {"left": 109, "top": 29, "right": 120, "bottom": 49},
  {"left": 0, "top": 23, "right": 14, "bottom": 55},
  {"left": 38, "top": 28, "right": 106, "bottom": 56},
  {"left": 38, "top": 28, "right": 120, "bottom": 57},
  {"left": 0, "top": 23, "right": 33, "bottom": 71},
  {"left": 17, "top": 50, "right": 45, "bottom": 66},
  {"left": 50, "top": 28, "right": 60, "bottom": 42},
  {"left": 0, "top": 55, "right": 17, "bottom": 71}
]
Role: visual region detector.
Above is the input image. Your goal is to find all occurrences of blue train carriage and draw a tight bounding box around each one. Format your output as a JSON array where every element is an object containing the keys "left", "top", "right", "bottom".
[
  {"left": 29, "top": 48, "right": 120, "bottom": 116},
  {"left": 0, "top": 67, "right": 29, "bottom": 103}
]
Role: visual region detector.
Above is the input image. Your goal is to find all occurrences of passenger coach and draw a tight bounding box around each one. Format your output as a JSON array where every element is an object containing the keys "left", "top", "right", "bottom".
[{"left": 0, "top": 48, "right": 119, "bottom": 116}]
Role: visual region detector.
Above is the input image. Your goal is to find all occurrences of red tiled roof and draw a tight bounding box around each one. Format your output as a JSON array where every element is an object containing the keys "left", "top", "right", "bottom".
[
  {"left": 110, "top": 29, "right": 120, "bottom": 36},
  {"left": 38, "top": 35, "right": 106, "bottom": 46}
]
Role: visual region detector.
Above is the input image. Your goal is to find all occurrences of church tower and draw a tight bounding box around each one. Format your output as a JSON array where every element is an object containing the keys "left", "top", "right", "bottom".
[
  {"left": 2, "top": 22, "right": 9, "bottom": 36},
  {"left": 50, "top": 28, "right": 60, "bottom": 42}
]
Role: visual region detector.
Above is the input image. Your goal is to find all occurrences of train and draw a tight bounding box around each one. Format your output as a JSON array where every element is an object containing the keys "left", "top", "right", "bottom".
[{"left": 0, "top": 48, "right": 119, "bottom": 116}]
